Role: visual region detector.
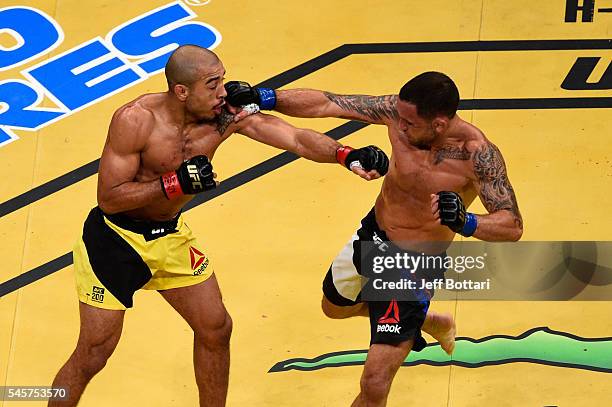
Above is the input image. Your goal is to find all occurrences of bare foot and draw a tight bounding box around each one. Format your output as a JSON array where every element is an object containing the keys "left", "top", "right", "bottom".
[{"left": 423, "top": 312, "right": 456, "bottom": 355}]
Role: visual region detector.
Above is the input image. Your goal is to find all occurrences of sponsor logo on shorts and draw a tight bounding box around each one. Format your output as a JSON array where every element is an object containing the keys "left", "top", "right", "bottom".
[
  {"left": 377, "top": 299, "right": 401, "bottom": 334},
  {"left": 372, "top": 231, "right": 389, "bottom": 252},
  {"left": 377, "top": 324, "right": 401, "bottom": 334},
  {"left": 91, "top": 286, "right": 105, "bottom": 303},
  {"left": 189, "top": 246, "right": 209, "bottom": 276},
  {"left": 377, "top": 299, "right": 400, "bottom": 324}
]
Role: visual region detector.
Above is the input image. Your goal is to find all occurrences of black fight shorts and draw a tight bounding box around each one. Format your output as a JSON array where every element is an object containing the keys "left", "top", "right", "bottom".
[{"left": 322, "top": 208, "right": 446, "bottom": 350}]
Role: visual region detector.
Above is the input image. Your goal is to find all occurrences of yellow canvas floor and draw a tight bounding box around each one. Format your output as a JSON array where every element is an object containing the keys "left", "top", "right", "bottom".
[{"left": 0, "top": 0, "right": 611, "bottom": 405}]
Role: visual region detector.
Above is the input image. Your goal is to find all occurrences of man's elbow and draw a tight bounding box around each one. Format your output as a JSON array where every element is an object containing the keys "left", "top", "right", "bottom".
[
  {"left": 98, "top": 199, "right": 116, "bottom": 215},
  {"left": 97, "top": 192, "right": 120, "bottom": 215},
  {"left": 510, "top": 223, "right": 523, "bottom": 241}
]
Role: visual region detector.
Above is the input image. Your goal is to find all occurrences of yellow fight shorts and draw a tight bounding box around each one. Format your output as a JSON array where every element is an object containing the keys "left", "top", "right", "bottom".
[{"left": 73, "top": 207, "right": 214, "bottom": 310}]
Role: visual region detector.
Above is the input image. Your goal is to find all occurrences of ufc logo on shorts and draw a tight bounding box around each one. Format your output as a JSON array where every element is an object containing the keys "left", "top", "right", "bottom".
[
  {"left": 91, "top": 286, "right": 105, "bottom": 303},
  {"left": 377, "top": 324, "right": 401, "bottom": 334},
  {"left": 373, "top": 232, "right": 389, "bottom": 252},
  {"left": 187, "top": 164, "right": 203, "bottom": 189}
]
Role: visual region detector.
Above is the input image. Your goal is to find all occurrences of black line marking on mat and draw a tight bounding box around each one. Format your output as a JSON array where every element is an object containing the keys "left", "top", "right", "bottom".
[
  {"left": 0, "top": 252, "right": 73, "bottom": 297},
  {"left": 259, "top": 39, "right": 612, "bottom": 88},
  {"left": 268, "top": 327, "right": 612, "bottom": 373},
  {"left": 459, "top": 97, "right": 612, "bottom": 110},
  {"left": 0, "top": 160, "right": 100, "bottom": 218},
  {"left": 2, "top": 39, "right": 611, "bottom": 221},
  {"left": 1, "top": 39, "right": 612, "bottom": 296}
]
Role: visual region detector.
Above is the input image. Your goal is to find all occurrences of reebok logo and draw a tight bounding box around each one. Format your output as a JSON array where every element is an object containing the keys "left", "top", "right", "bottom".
[
  {"left": 377, "top": 300, "right": 401, "bottom": 334},
  {"left": 189, "top": 246, "right": 209, "bottom": 276},
  {"left": 377, "top": 324, "right": 401, "bottom": 334},
  {"left": 377, "top": 299, "right": 400, "bottom": 324}
]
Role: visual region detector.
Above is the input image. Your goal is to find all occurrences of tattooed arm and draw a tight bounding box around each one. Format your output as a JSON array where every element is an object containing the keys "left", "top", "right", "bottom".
[
  {"left": 275, "top": 89, "right": 398, "bottom": 125},
  {"left": 470, "top": 140, "right": 523, "bottom": 241}
]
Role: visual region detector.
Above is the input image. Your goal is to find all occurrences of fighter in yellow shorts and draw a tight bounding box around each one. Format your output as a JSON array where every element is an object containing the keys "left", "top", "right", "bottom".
[
  {"left": 49, "top": 45, "right": 389, "bottom": 407},
  {"left": 73, "top": 207, "right": 213, "bottom": 310}
]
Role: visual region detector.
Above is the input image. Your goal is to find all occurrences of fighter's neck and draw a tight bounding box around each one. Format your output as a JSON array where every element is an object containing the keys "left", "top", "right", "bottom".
[{"left": 428, "top": 115, "right": 466, "bottom": 148}]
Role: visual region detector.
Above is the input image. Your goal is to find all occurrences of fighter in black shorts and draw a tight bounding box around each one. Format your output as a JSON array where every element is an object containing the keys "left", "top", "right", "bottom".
[
  {"left": 322, "top": 207, "right": 447, "bottom": 351},
  {"left": 226, "top": 72, "right": 523, "bottom": 406}
]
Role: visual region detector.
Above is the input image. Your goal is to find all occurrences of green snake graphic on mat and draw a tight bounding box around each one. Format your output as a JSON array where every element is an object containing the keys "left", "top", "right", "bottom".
[{"left": 269, "top": 327, "right": 612, "bottom": 373}]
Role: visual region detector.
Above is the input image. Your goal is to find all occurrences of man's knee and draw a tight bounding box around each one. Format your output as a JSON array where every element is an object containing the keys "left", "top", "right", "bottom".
[
  {"left": 195, "top": 311, "right": 233, "bottom": 349},
  {"left": 360, "top": 370, "right": 392, "bottom": 403},
  {"left": 74, "top": 339, "right": 116, "bottom": 378},
  {"left": 321, "top": 297, "right": 365, "bottom": 319},
  {"left": 321, "top": 297, "right": 342, "bottom": 319}
]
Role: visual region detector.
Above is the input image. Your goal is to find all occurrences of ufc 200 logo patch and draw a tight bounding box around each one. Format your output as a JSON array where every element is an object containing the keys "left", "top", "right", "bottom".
[{"left": 91, "top": 286, "right": 105, "bottom": 303}]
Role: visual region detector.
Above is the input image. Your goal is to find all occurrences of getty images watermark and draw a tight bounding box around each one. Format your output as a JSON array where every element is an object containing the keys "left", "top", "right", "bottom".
[
  {"left": 360, "top": 241, "right": 612, "bottom": 301},
  {"left": 371, "top": 251, "right": 489, "bottom": 291}
]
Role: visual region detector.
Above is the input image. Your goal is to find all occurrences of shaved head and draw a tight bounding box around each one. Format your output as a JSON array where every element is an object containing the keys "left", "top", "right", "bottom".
[{"left": 165, "top": 45, "right": 220, "bottom": 89}]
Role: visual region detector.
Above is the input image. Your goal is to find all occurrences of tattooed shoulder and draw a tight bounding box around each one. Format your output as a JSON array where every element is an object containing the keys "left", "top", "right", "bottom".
[
  {"left": 323, "top": 92, "right": 399, "bottom": 123},
  {"left": 472, "top": 141, "right": 523, "bottom": 227},
  {"left": 433, "top": 145, "right": 471, "bottom": 165}
]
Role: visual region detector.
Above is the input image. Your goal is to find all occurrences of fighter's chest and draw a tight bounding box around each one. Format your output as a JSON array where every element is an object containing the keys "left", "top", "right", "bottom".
[
  {"left": 391, "top": 146, "right": 474, "bottom": 193},
  {"left": 142, "top": 124, "right": 225, "bottom": 174}
]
